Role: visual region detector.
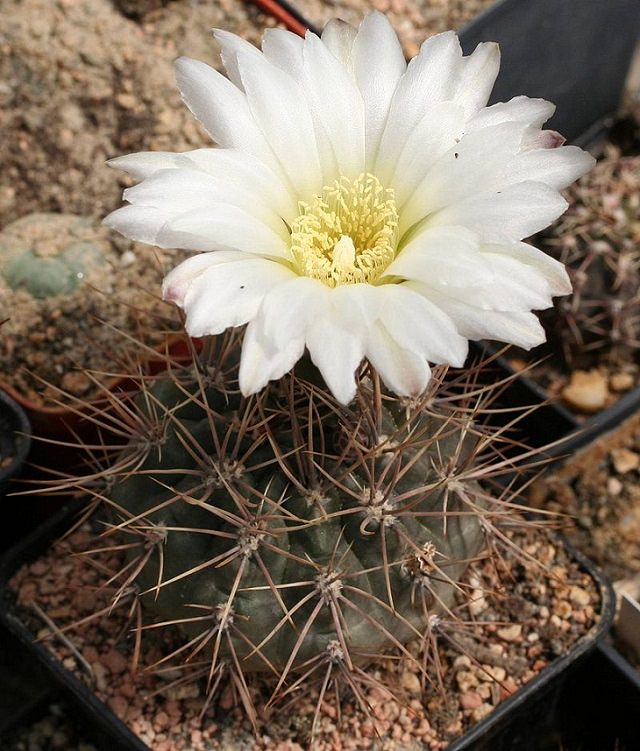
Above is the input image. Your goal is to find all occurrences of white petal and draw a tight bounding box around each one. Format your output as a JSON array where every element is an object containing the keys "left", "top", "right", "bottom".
[
  {"left": 390, "top": 227, "right": 559, "bottom": 312},
  {"left": 522, "top": 129, "right": 566, "bottom": 150},
  {"left": 103, "top": 205, "right": 172, "bottom": 245},
  {"left": 110, "top": 149, "right": 297, "bottom": 225},
  {"left": 415, "top": 285, "right": 546, "bottom": 349},
  {"left": 186, "top": 150, "right": 295, "bottom": 219},
  {"left": 320, "top": 19, "right": 358, "bottom": 71},
  {"left": 399, "top": 120, "right": 526, "bottom": 228},
  {"left": 258, "top": 276, "right": 329, "bottom": 349},
  {"left": 387, "top": 226, "right": 483, "bottom": 284},
  {"left": 237, "top": 51, "right": 323, "bottom": 201},
  {"left": 306, "top": 318, "right": 364, "bottom": 404},
  {"left": 122, "top": 168, "right": 287, "bottom": 236},
  {"left": 385, "top": 101, "right": 465, "bottom": 202},
  {"left": 330, "top": 283, "right": 383, "bottom": 332},
  {"left": 302, "top": 32, "right": 365, "bottom": 180},
  {"left": 161, "top": 251, "right": 247, "bottom": 304},
  {"left": 478, "top": 253, "right": 555, "bottom": 310},
  {"left": 352, "top": 12, "right": 406, "bottom": 169},
  {"left": 507, "top": 145, "right": 595, "bottom": 191},
  {"left": 466, "top": 96, "right": 555, "bottom": 132},
  {"left": 453, "top": 41, "right": 500, "bottom": 115},
  {"left": 377, "top": 284, "right": 468, "bottom": 365},
  {"left": 487, "top": 241, "right": 571, "bottom": 295},
  {"left": 174, "top": 57, "right": 274, "bottom": 171},
  {"left": 156, "top": 205, "right": 291, "bottom": 256},
  {"left": 262, "top": 28, "right": 305, "bottom": 79},
  {"left": 269, "top": 32, "right": 339, "bottom": 181},
  {"left": 182, "top": 257, "right": 295, "bottom": 337},
  {"left": 212, "top": 29, "right": 262, "bottom": 90},
  {"left": 376, "top": 32, "right": 463, "bottom": 174},
  {"left": 366, "top": 323, "right": 431, "bottom": 397},
  {"left": 184, "top": 149, "right": 297, "bottom": 221},
  {"left": 107, "top": 151, "right": 183, "bottom": 180},
  {"left": 239, "top": 319, "right": 305, "bottom": 395},
  {"left": 427, "top": 181, "right": 568, "bottom": 242}
]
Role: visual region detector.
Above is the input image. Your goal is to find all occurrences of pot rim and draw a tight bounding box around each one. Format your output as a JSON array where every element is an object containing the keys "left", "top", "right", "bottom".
[{"left": 0, "top": 390, "right": 32, "bottom": 486}]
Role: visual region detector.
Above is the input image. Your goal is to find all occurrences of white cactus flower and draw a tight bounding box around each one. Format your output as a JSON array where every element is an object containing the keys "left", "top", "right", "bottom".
[{"left": 104, "top": 13, "right": 594, "bottom": 404}]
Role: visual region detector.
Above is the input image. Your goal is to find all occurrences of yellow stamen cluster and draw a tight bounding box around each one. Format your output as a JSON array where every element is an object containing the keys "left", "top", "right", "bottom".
[{"left": 290, "top": 173, "right": 398, "bottom": 287}]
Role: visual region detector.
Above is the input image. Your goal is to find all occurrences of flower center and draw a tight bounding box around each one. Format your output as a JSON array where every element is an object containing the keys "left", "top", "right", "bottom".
[{"left": 290, "top": 173, "right": 398, "bottom": 287}]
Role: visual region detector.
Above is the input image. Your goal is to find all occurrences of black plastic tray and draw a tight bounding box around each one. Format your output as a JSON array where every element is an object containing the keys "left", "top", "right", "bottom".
[{"left": 0, "top": 501, "right": 615, "bottom": 751}]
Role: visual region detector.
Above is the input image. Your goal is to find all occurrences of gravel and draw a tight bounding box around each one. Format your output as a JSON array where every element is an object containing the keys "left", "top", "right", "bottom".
[{"left": 9, "top": 521, "right": 601, "bottom": 750}]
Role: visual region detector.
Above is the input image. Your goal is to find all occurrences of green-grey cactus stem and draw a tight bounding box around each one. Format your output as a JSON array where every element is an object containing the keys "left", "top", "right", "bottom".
[
  {"left": 106, "top": 353, "right": 488, "bottom": 678},
  {"left": 4, "top": 241, "right": 105, "bottom": 299}
]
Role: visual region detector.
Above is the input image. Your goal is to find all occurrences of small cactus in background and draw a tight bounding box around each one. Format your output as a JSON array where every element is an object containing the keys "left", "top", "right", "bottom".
[
  {"left": 537, "top": 147, "right": 640, "bottom": 369},
  {"left": 0, "top": 214, "right": 107, "bottom": 299},
  {"left": 4, "top": 240, "right": 106, "bottom": 300},
  {"left": 72, "top": 332, "right": 534, "bottom": 728},
  {"left": 0, "top": 212, "right": 184, "bottom": 404}
]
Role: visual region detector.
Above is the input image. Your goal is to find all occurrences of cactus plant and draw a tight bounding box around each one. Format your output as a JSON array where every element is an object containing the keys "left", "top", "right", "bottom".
[
  {"left": 69, "top": 331, "right": 536, "bottom": 729},
  {"left": 68, "top": 8, "right": 595, "bottom": 735},
  {"left": 0, "top": 214, "right": 107, "bottom": 300},
  {"left": 537, "top": 146, "right": 640, "bottom": 369}
]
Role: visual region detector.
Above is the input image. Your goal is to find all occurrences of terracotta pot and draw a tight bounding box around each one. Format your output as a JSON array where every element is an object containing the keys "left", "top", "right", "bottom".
[{"left": 0, "top": 334, "right": 199, "bottom": 439}]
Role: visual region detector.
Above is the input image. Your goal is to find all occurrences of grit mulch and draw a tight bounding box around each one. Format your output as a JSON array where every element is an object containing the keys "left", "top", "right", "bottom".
[{"left": 8, "top": 519, "right": 601, "bottom": 751}]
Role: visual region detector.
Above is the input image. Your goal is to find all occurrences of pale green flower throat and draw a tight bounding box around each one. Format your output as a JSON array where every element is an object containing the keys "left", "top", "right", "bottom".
[{"left": 290, "top": 173, "right": 399, "bottom": 287}]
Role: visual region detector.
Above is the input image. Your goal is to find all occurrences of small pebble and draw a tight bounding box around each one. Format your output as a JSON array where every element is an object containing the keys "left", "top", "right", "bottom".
[
  {"left": 497, "top": 624, "right": 522, "bottom": 642},
  {"left": 561, "top": 369, "right": 609, "bottom": 413},
  {"left": 610, "top": 372, "right": 635, "bottom": 392},
  {"left": 482, "top": 665, "right": 506, "bottom": 683},
  {"left": 611, "top": 448, "right": 640, "bottom": 474},
  {"left": 471, "top": 703, "right": 493, "bottom": 722},
  {"left": 607, "top": 477, "right": 623, "bottom": 496},
  {"left": 401, "top": 669, "right": 422, "bottom": 696},
  {"left": 569, "top": 585, "right": 591, "bottom": 607},
  {"left": 459, "top": 691, "right": 483, "bottom": 710},
  {"left": 456, "top": 670, "right": 479, "bottom": 692}
]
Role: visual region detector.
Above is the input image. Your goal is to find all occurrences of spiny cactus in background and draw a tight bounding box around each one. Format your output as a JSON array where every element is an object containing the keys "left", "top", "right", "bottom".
[
  {"left": 537, "top": 146, "right": 640, "bottom": 368},
  {"left": 70, "top": 332, "right": 534, "bottom": 730}
]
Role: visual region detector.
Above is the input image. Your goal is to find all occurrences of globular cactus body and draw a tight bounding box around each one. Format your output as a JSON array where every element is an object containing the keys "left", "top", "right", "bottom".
[
  {"left": 0, "top": 213, "right": 106, "bottom": 299},
  {"left": 106, "top": 343, "right": 487, "bottom": 680}
]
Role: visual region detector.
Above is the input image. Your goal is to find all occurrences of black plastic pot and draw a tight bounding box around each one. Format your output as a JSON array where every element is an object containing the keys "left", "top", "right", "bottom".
[
  {"left": 0, "top": 502, "right": 615, "bottom": 751},
  {"left": 552, "top": 641, "right": 640, "bottom": 751},
  {"left": 457, "top": 0, "right": 640, "bottom": 144},
  {"left": 520, "top": 384, "right": 640, "bottom": 751},
  {"left": 0, "top": 503, "right": 148, "bottom": 751},
  {"left": 0, "top": 389, "right": 31, "bottom": 499},
  {"left": 0, "top": 623, "right": 54, "bottom": 737}
]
